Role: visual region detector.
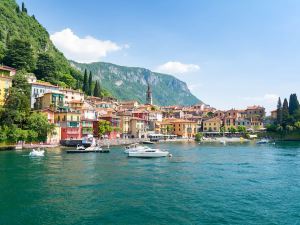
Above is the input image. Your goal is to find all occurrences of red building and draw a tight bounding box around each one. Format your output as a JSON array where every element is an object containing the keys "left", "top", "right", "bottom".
[{"left": 55, "top": 108, "right": 82, "bottom": 140}]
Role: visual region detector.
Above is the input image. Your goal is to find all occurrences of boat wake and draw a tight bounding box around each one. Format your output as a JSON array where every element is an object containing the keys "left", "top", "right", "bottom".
[{"left": 29, "top": 149, "right": 45, "bottom": 157}]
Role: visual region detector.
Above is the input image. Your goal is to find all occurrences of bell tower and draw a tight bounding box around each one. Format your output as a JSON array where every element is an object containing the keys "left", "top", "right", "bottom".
[{"left": 146, "top": 83, "right": 153, "bottom": 105}]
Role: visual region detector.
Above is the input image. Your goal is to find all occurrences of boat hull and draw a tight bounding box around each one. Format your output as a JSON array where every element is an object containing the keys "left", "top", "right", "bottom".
[
  {"left": 128, "top": 151, "right": 169, "bottom": 158},
  {"left": 66, "top": 149, "right": 109, "bottom": 153}
]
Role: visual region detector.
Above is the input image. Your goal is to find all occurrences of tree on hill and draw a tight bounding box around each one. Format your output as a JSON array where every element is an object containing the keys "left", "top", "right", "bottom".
[
  {"left": 82, "top": 69, "right": 88, "bottom": 92},
  {"left": 88, "top": 71, "right": 93, "bottom": 96},
  {"left": 276, "top": 97, "right": 282, "bottom": 124},
  {"left": 21, "top": 2, "right": 27, "bottom": 13},
  {"left": 282, "top": 98, "right": 289, "bottom": 126},
  {"left": 288, "top": 93, "right": 299, "bottom": 115},
  {"left": 0, "top": 71, "right": 31, "bottom": 128},
  {"left": 93, "top": 80, "right": 101, "bottom": 97},
  {"left": 35, "top": 52, "right": 58, "bottom": 81},
  {"left": 3, "top": 39, "right": 35, "bottom": 71}
]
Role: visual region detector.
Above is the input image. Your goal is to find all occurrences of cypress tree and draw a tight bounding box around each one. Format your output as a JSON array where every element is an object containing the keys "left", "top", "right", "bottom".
[
  {"left": 82, "top": 69, "right": 88, "bottom": 93},
  {"left": 21, "top": 2, "right": 26, "bottom": 13},
  {"left": 289, "top": 93, "right": 299, "bottom": 115},
  {"left": 277, "top": 97, "right": 282, "bottom": 124},
  {"left": 16, "top": 5, "right": 20, "bottom": 13},
  {"left": 282, "top": 98, "right": 289, "bottom": 126},
  {"left": 93, "top": 81, "right": 99, "bottom": 97},
  {"left": 88, "top": 71, "right": 93, "bottom": 96}
]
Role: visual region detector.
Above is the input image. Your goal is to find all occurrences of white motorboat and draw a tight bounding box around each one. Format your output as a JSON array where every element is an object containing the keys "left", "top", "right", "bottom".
[
  {"left": 76, "top": 144, "right": 85, "bottom": 150},
  {"left": 29, "top": 148, "right": 45, "bottom": 157},
  {"left": 124, "top": 143, "right": 149, "bottom": 153},
  {"left": 256, "top": 139, "right": 269, "bottom": 144},
  {"left": 128, "top": 148, "right": 170, "bottom": 158}
]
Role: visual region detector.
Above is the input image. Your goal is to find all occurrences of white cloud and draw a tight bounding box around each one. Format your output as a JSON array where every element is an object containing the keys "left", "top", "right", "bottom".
[
  {"left": 242, "top": 94, "right": 279, "bottom": 103},
  {"left": 50, "top": 28, "right": 126, "bottom": 63},
  {"left": 156, "top": 61, "right": 200, "bottom": 74}
]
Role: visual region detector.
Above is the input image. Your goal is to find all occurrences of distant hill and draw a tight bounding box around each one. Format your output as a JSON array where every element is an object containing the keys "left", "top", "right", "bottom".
[{"left": 70, "top": 61, "right": 201, "bottom": 106}]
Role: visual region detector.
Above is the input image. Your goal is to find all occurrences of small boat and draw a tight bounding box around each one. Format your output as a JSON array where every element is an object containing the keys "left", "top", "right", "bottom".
[
  {"left": 29, "top": 148, "right": 45, "bottom": 157},
  {"left": 256, "top": 139, "right": 269, "bottom": 144},
  {"left": 76, "top": 144, "right": 85, "bottom": 150},
  {"left": 124, "top": 143, "right": 149, "bottom": 153},
  {"left": 142, "top": 141, "right": 155, "bottom": 145},
  {"left": 66, "top": 145, "right": 109, "bottom": 153},
  {"left": 127, "top": 148, "right": 170, "bottom": 158}
]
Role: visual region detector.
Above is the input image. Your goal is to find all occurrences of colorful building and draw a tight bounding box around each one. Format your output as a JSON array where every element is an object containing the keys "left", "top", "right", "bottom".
[
  {"left": 130, "top": 117, "right": 147, "bottom": 138},
  {"left": 171, "top": 119, "right": 197, "bottom": 138},
  {"left": 203, "top": 117, "right": 222, "bottom": 133},
  {"left": 0, "top": 66, "right": 15, "bottom": 106},
  {"left": 55, "top": 108, "right": 81, "bottom": 140},
  {"left": 60, "top": 88, "right": 84, "bottom": 105},
  {"left": 34, "top": 92, "right": 65, "bottom": 110},
  {"left": 30, "top": 80, "right": 60, "bottom": 108},
  {"left": 117, "top": 111, "right": 132, "bottom": 138}
]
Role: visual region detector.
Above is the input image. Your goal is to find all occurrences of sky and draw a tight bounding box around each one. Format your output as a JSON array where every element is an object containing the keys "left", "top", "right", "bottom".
[{"left": 17, "top": 0, "right": 300, "bottom": 113}]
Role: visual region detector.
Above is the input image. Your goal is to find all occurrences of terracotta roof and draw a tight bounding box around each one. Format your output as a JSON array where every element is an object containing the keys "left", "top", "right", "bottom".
[
  {"left": 0, "top": 65, "right": 16, "bottom": 72},
  {"left": 246, "top": 105, "right": 265, "bottom": 110},
  {"left": 32, "top": 81, "right": 58, "bottom": 88}
]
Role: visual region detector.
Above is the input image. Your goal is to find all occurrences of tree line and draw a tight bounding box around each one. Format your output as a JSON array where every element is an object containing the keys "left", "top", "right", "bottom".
[
  {"left": 267, "top": 93, "right": 300, "bottom": 133},
  {"left": 0, "top": 71, "right": 55, "bottom": 144},
  {"left": 82, "top": 69, "right": 102, "bottom": 97}
]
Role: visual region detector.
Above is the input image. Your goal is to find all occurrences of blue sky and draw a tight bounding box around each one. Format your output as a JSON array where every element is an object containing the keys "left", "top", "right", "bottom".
[{"left": 18, "top": 0, "right": 300, "bottom": 113}]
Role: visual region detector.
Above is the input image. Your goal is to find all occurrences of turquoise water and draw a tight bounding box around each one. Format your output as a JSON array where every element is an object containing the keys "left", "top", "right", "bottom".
[{"left": 1, "top": 142, "right": 300, "bottom": 225}]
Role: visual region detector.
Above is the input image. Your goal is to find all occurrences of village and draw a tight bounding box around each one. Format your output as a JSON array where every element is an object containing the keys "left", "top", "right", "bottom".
[{"left": 0, "top": 65, "right": 267, "bottom": 146}]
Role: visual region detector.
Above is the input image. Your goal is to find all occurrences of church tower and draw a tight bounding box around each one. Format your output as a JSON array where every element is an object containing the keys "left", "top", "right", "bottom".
[{"left": 146, "top": 83, "right": 153, "bottom": 105}]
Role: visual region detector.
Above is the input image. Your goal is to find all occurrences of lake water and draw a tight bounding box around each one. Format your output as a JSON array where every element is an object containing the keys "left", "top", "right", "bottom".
[{"left": 0, "top": 142, "right": 300, "bottom": 225}]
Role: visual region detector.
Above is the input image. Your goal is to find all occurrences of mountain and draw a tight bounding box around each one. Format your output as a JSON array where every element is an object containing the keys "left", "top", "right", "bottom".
[
  {"left": 0, "top": 0, "right": 201, "bottom": 106},
  {"left": 0, "top": 0, "right": 82, "bottom": 88},
  {"left": 70, "top": 61, "right": 201, "bottom": 106}
]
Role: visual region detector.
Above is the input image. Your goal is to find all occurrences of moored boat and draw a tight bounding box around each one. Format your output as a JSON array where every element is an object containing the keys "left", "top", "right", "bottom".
[
  {"left": 256, "top": 139, "right": 269, "bottom": 144},
  {"left": 127, "top": 148, "right": 170, "bottom": 158}
]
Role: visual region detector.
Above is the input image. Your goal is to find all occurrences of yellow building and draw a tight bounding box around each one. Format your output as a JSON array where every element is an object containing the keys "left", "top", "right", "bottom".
[
  {"left": 171, "top": 119, "right": 197, "bottom": 138},
  {"left": 203, "top": 117, "right": 222, "bottom": 132},
  {"left": 158, "top": 121, "right": 174, "bottom": 135},
  {"left": 0, "top": 66, "right": 16, "bottom": 106},
  {"left": 34, "top": 92, "right": 65, "bottom": 110}
]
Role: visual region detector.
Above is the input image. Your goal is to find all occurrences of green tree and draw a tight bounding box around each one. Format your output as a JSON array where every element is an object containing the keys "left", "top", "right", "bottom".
[
  {"left": 282, "top": 98, "right": 289, "bottom": 126},
  {"left": 0, "top": 42, "right": 5, "bottom": 62},
  {"left": 228, "top": 126, "right": 237, "bottom": 134},
  {"left": 166, "top": 125, "right": 174, "bottom": 134},
  {"left": 35, "top": 53, "right": 58, "bottom": 81},
  {"left": 93, "top": 80, "right": 100, "bottom": 97},
  {"left": 237, "top": 125, "right": 246, "bottom": 134},
  {"left": 82, "top": 69, "right": 88, "bottom": 92},
  {"left": 98, "top": 120, "right": 113, "bottom": 136},
  {"left": 16, "top": 5, "right": 20, "bottom": 13},
  {"left": 195, "top": 132, "right": 203, "bottom": 142},
  {"left": 294, "top": 121, "right": 300, "bottom": 129},
  {"left": 3, "top": 39, "right": 35, "bottom": 71},
  {"left": 0, "top": 71, "right": 31, "bottom": 127},
  {"left": 21, "top": 2, "right": 27, "bottom": 13},
  {"left": 288, "top": 94, "right": 300, "bottom": 115},
  {"left": 207, "top": 112, "right": 214, "bottom": 117},
  {"left": 26, "top": 112, "right": 55, "bottom": 142},
  {"left": 88, "top": 71, "right": 93, "bottom": 96},
  {"left": 276, "top": 97, "right": 282, "bottom": 124}
]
